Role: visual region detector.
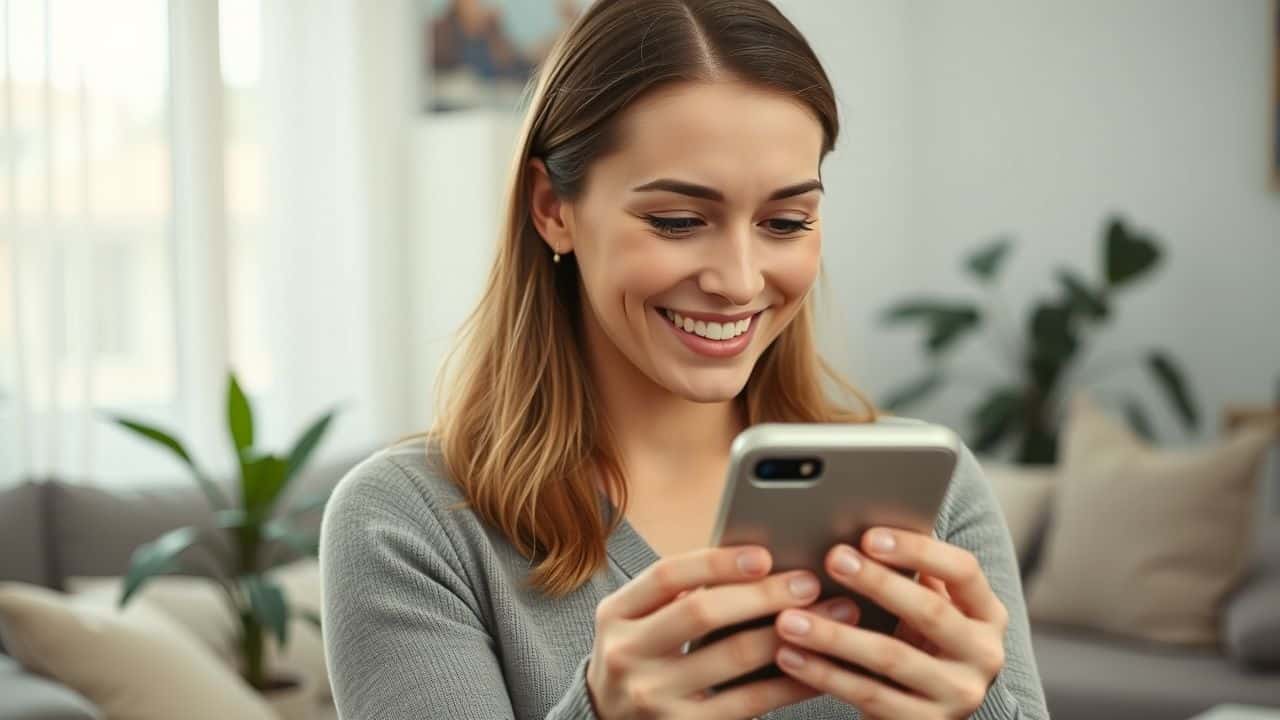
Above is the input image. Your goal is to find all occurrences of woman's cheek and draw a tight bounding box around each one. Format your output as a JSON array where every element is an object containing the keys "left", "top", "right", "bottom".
[{"left": 768, "top": 237, "right": 822, "bottom": 302}]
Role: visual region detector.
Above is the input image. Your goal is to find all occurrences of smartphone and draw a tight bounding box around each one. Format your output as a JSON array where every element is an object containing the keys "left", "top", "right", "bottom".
[{"left": 687, "top": 420, "right": 960, "bottom": 694}]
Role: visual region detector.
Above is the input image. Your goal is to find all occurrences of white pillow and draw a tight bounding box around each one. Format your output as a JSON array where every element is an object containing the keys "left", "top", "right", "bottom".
[
  {"left": 67, "top": 558, "right": 331, "bottom": 701},
  {"left": 0, "top": 582, "right": 276, "bottom": 720}
]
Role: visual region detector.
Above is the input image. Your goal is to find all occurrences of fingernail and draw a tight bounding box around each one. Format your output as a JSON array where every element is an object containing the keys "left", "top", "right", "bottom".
[
  {"left": 737, "top": 550, "right": 767, "bottom": 574},
  {"left": 778, "top": 647, "right": 806, "bottom": 669},
  {"left": 869, "top": 530, "right": 895, "bottom": 553},
  {"left": 828, "top": 600, "right": 855, "bottom": 621},
  {"left": 789, "top": 574, "right": 819, "bottom": 598},
  {"left": 779, "top": 611, "right": 811, "bottom": 635},
  {"left": 835, "top": 547, "right": 862, "bottom": 575}
]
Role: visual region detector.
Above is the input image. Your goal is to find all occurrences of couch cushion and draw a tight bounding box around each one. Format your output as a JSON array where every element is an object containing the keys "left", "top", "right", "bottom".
[
  {"left": 0, "top": 654, "right": 101, "bottom": 720},
  {"left": 0, "top": 482, "right": 53, "bottom": 588},
  {"left": 1026, "top": 391, "right": 1278, "bottom": 646},
  {"left": 0, "top": 582, "right": 276, "bottom": 720},
  {"left": 45, "top": 481, "right": 213, "bottom": 587},
  {"left": 1222, "top": 571, "right": 1280, "bottom": 670},
  {"left": 976, "top": 460, "right": 1055, "bottom": 576},
  {"left": 1032, "top": 622, "right": 1280, "bottom": 720}
]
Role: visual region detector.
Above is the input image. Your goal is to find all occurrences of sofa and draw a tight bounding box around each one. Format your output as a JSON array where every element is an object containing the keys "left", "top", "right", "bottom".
[
  {"left": 0, "top": 454, "right": 361, "bottom": 720},
  {"left": 2, "top": 450, "right": 1279, "bottom": 720},
  {"left": 1024, "top": 513, "right": 1280, "bottom": 719}
]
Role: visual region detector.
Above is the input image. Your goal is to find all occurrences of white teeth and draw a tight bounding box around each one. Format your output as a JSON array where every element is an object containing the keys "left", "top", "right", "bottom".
[{"left": 661, "top": 309, "right": 755, "bottom": 341}]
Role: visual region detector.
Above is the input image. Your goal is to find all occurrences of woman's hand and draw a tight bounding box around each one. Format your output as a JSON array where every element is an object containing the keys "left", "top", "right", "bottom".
[
  {"left": 585, "top": 545, "right": 855, "bottom": 719},
  {"left": 771, "top": 527, "right": 1009, "bottom": 720}
]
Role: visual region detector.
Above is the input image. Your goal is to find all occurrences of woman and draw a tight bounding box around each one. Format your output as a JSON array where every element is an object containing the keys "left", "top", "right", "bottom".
[{"left": 321, "top": 0, "right": 1049, "bottom": 718}]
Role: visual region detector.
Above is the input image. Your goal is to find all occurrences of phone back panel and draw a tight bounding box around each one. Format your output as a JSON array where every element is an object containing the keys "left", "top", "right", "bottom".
[{"left": 695, "top": 421, "right": 960, "bottom": 692}]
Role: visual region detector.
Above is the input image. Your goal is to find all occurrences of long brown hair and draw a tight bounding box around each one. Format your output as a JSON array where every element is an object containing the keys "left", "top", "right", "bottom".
[{"left": 418, "top": 0, "right": 877, "bottom": 598}]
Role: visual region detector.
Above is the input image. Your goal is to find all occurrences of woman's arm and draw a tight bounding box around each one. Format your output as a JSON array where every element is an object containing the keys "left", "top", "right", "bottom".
[
  {"left": 941, "top": 445, "right": 1050, "bottom": 719},
  {"left": 319, "top": 457, "right": 598, "bottom": 719}
]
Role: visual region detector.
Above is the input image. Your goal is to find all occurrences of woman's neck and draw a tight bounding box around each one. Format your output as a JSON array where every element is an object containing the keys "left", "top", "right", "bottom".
[{"left": 581, "top": 307, "right": 744, "bottom": 498}]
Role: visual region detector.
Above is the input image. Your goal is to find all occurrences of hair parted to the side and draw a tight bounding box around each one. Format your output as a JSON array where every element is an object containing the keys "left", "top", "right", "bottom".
[{"left": 408, "top": 0, "right": 878, "bottom": 598}]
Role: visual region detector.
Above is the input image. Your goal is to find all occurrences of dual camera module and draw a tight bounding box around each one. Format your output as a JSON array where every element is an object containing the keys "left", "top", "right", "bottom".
[{"left": 753, "top": 457, "right": 824, "bottom": 481}]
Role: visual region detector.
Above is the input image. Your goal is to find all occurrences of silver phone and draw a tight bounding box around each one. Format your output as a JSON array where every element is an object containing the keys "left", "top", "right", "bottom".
[{"left": 688, "top": 420, "right": 960, "bottom": 693}]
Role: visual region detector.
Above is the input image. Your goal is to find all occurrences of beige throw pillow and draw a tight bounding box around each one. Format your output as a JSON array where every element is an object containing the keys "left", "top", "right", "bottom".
[
  {"left": 1026, "top": 392, "right": 1279, "bottom": 646},
  {"left": 67, "top": 558, "right": 331, "bottom": 701},
  {"left": 978, "top": 459, "right": 1056, "bottom": 569},
  {"left": 0, "top": 582, "right": 276, "bottom": 720}
]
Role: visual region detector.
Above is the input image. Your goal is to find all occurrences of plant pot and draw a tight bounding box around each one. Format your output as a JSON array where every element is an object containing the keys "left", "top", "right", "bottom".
[{"left": 261, "top": 670, "right": 314, "bottom": 720}]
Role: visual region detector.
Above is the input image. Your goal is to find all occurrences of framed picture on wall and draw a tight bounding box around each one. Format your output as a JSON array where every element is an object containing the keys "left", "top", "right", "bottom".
[{"left": 421, "top": 0, "right": 583, "bottom": 113}]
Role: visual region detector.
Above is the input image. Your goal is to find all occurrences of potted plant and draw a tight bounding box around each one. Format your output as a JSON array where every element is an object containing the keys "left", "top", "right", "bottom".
[
  {"left": 107, "top": 372, "right": 338, "bottom": 719},
  {"left": 879, "top": 214, "right": 1200, "bottom": 464}
]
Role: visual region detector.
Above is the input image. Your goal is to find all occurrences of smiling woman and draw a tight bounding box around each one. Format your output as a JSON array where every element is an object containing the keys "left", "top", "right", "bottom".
[{"left": 320, "top": 1, "right": 1049, "bottom": 718}]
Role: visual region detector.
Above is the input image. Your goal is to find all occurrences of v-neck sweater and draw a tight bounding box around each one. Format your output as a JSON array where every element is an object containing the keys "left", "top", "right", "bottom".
[{"left": 319, "top": 417, "right": 1049, "bottom": 719}]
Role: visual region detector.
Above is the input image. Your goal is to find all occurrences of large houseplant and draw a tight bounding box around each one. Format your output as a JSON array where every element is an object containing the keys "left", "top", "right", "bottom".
[
  {"left": 879, "top": 215, "right": 1200, "bottom": 464},
  {"left": 108, "top": 372, "right": 337, "bottom": 708}
]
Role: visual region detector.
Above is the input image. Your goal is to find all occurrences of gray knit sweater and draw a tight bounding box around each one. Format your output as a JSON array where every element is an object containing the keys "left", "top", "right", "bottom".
[{"left": 320, "top": 418, "right": 1049, "bottom": 719}]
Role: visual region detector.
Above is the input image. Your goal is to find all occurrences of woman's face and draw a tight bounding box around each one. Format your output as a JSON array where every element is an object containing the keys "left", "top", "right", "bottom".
[{"left": 535, "top": 80, "right": 825, "bottom": 403}]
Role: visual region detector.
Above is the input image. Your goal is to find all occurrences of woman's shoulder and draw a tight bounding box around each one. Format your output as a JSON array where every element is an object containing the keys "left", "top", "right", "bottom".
[{"left": 322, "top": 439, "right": 470, "bottom": 537}]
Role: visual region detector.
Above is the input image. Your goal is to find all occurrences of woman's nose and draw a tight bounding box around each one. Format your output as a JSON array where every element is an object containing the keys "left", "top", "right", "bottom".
[{"left": 697, "top": 226, "right": 764, "bottom": 306}]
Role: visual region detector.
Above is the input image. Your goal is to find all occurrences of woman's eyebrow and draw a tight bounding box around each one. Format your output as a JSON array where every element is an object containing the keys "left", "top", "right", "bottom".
[{"left": 630, "top": 178, "right": 824, "bottom": 202}]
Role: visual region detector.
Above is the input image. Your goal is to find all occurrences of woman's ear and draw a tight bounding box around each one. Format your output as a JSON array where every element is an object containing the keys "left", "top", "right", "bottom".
[{"left": 526, "top": 158, "right": 575, "bottom": 256}]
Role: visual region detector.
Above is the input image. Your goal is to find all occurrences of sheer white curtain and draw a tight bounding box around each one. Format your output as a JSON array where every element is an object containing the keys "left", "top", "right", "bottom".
[{"left": 0, "top": 0, "right": 416, "bottom": 486}]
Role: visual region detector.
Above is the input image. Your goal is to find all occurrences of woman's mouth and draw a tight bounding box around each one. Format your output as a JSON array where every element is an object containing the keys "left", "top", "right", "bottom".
[{"left": 655, "top": 307, "right": 763, "bottom": 358}]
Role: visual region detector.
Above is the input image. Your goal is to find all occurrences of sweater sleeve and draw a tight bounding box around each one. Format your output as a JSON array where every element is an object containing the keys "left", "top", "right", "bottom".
[
  {"left": 319, "top": 455, "right": 600, "bottom": 719},
  {"left": 941, "top": 444, "right": 1050, "bottom": 720}
]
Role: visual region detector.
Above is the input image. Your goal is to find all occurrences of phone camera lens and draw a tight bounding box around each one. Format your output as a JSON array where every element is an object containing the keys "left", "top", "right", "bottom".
[{"left": 756, "top": 461, "right": 778, "bottom": 479}]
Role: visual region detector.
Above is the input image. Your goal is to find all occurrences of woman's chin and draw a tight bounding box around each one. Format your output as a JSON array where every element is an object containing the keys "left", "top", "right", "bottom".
[{"left": 660, "top": 367, "right": 752, "bottom": 404}]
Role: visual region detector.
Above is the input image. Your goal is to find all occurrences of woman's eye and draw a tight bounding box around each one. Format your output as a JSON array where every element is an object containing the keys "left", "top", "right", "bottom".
[
  {"left": 764, "top": 218, "right": 815, "bottom": 235},
  {"left": 645, "top": 215, "right": 704, "bottom": 237}
]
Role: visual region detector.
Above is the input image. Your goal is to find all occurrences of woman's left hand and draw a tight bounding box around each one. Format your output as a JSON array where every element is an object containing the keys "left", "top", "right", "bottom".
[{"left": 772, "top": 527, "right": 1009, "bottom": 720}]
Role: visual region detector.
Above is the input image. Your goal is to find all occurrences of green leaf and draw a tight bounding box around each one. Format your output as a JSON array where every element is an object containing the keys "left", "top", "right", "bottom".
[
  {"left": 285, "top": 411, "right": 336, "bottom": 482},
  {"left": 881, "top": 300, "right": 982, "bottom": 355},
  {"left": 965, "top": 236, "right": 1014, "bottom": 283},
  {"left": 1146, "top": 351, "right": 1199, "bottom": 430},
  {"left": 881, "top": 372, "right": 944, "bottom": 411},
  {"left": 121, "top": 526, "right": 201, "bottom": 607},
  {"left": 1056, "top": 268, "right": 1109, "bottom": 321},
  {"left": 1124, "top": 398, "right": 1156, "bottom": 441},
  {"left": 244, "top": 576, "right": 289, "bottom": 650},
  {"left": 107, "top": 416, "right": 229, "bottom": 510},
  {"left": 294, "top": 607, "right": 322, "bottom": 631},
  {"left": 969, "top": 387, "right": 1024, "bottom": 453},
  {"left": 213, "top": 508, "right": 250, "bottom": 530},
  {"left": 227, "top": 374, "right": 254, "bottom": 460},
  {"left": 1029, "top": 303, "right": 1077, "bottom": 355},
  {"left": 241, "top": 455, "right": 290, "bottom": 521},
  {"left": 264, "top": 520, "right": 320, "bottom": 558},
  {"left": 1104, "top": 217, "right": 1161, "bottom": 288}
]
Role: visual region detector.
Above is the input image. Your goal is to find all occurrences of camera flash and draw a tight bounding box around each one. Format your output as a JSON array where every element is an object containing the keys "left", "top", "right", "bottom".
[{"left": 799, "top": 462, "right": 815, "bottom": 477}]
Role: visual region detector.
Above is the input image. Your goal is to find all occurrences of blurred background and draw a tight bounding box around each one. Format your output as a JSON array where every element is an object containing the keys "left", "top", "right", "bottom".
[
  {"left": 5, "top": 0, "right": 1277, "bottom": 485},
  {"left": 1, "top": 3, "right": 1279, "bottom": 719}
]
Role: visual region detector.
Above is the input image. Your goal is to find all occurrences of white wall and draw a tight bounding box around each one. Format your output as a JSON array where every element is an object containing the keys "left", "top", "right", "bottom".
[
  {"left": 409, "top": 1, "right": 1280, "bottom": 453},
  {"left": 785, "top": 0, "right": 1280, "bottom": 448}
]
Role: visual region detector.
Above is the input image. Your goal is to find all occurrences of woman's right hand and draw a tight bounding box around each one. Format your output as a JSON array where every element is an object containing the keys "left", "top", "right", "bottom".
[{"left": 585, "top": 545, "right": 859, "bottom": 719}]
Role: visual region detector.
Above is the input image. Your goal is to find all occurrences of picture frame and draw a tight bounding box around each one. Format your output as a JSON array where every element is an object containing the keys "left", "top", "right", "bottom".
[{"left": 421, "top": 0, "right": 583, "bottom": 113}]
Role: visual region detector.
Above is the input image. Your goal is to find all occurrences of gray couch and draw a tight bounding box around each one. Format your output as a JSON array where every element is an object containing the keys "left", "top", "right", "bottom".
[
  {"left": 2, "top": 455, "right": 1279, "bottom": 720},
  {"left": 0, "top": 455, "right": 359, "bottom": 720},
  {"left": 1025, "top": 517, "right": 1280, "bottom": 719}
]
